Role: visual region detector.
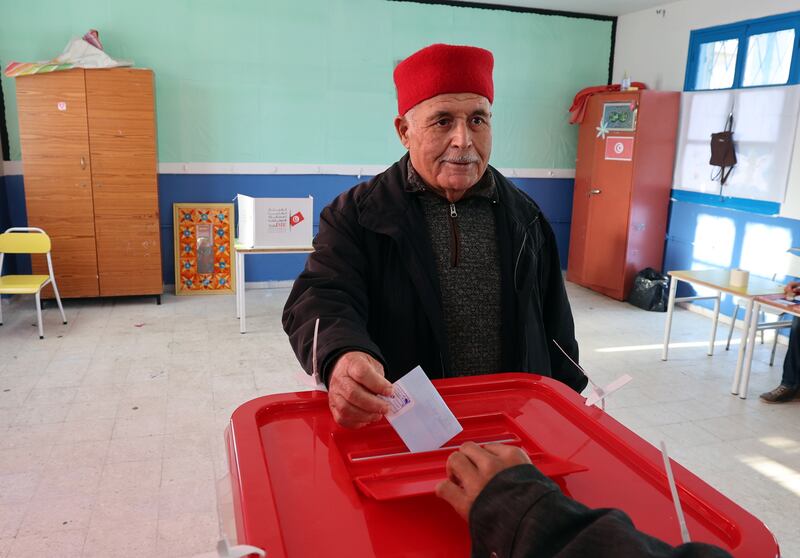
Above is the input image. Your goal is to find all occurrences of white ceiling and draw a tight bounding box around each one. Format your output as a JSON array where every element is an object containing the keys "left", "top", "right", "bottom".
[{"left": 449, "top": 0, "right": 671, "bottom": 17}]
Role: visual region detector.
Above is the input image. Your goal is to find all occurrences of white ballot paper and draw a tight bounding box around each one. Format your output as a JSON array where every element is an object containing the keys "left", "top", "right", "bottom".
[{"left": 380, "top": 366, "right": 463, "bottom": 453}]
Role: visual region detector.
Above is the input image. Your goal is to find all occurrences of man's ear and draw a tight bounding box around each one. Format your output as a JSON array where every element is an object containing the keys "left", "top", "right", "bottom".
[{"left": 394, "top": 115, "right": 411, "bottom": 149}]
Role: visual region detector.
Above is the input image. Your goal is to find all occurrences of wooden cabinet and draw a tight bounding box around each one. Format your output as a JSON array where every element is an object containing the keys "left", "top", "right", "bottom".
[
  {"left": 16, "top": 68, "right": 162, "bottom": 299},
  {"left": 567, "top": 90, "right": 679, "bottom": 301}
]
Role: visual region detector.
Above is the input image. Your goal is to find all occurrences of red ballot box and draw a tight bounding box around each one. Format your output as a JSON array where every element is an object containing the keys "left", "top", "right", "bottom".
[{"left": 224, "top": 374, "right": 779, "bottom": 557}]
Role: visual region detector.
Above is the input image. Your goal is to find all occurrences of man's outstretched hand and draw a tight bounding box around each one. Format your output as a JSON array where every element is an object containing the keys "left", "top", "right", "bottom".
[
  {"left": 328, "top": 351, "right": 393, "bottom": 428},
  {"left": 436, "top": 442, "right": 532, "bottom": 520}
]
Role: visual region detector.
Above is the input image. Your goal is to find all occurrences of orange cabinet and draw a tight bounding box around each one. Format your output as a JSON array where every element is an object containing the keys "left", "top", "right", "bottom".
[
  {"left": 567, "top": 90, "right": 679, "bottom": 301},
  {"left": 16, "top": 68, "right": 161, "bottom": 299}
]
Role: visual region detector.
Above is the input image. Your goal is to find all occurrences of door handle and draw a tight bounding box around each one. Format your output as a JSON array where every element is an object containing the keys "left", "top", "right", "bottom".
[
  {"left": 589, "top": 188, "right": 602, "bottom": 195},
  {"left": 80, "top": 156, "right": 86, "bottom": 170}
]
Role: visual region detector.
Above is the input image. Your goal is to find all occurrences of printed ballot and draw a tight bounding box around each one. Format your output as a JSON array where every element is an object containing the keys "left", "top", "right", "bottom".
[{"left": 380, "top": 366, "right": 462, "bottom": 453}]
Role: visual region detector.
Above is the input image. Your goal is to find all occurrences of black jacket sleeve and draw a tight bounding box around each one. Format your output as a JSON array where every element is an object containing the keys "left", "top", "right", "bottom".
[
  {"left": 538, "top": 217, "right": 586, "bottom": 393},
  {"left": 282, "top": 201, "right": 385, "bottom": 384},
  {"left": 469, "top": 465, "right": 733, "bottom": 558}
]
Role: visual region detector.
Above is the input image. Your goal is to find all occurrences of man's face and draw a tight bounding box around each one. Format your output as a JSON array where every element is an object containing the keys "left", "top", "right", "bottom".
[{"left": 394, "top": 93, "right": 492, "bottom": 203}]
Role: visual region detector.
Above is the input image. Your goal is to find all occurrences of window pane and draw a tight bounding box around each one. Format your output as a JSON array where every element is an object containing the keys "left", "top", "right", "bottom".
[
  {"left": 695, "top": 39, "right": 739, "bottom": 89},
  {"left": 743, "top": 28, "right": 795, "bottom": 86}
]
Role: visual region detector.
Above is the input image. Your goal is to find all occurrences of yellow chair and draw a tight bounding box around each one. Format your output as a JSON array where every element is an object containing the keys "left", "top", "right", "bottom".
[{"left": 0, "top": 227, "right": 67, "bottom": 339}]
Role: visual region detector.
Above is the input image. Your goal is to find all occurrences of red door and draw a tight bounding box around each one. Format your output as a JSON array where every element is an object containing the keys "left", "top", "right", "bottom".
[{"left": 583, "top": 137, "right": 633, "bottom": 299}]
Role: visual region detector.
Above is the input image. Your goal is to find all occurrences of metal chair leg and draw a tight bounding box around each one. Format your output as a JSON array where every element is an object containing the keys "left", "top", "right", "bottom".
[
  {"left": 770, "top": 330, "right": 779, "bottom": 366},
  {"left": 0, "top": 295, "right": 3, "bottom": 325},
  {"left": 726, "top": 304, "right": 739, "bottom": 350},
  {"left": 759, "top": 311, "right": 765, "bottom": 344},
  {"left": 34, "top": 291, "right": 44, "bottom": 339},
  {"left": 50, "top": 280, "right": 67, "bottom": 325}
]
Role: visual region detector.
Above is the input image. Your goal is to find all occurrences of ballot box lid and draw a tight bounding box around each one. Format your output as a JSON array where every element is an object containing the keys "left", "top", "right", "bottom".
[{"left": 225, "top": 373, "right": 779, "bottom": 557}]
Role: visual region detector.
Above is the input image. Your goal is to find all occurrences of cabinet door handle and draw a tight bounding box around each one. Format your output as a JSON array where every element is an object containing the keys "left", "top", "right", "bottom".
[
  {"left": 590, "top": 188, "right": 602, "bottom": 195},
  {"left": 80, "top": 156, "right": 86, "bottom": 170}
]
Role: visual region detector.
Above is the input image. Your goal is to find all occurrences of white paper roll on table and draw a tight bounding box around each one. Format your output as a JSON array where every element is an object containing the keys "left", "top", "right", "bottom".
[{"left": 730, "top": 268, "right": 749, "bottom": 288}]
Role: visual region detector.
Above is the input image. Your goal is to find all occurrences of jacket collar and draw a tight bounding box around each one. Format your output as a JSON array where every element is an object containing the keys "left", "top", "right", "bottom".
[
  {"left": 358, "top": 153, "right": 540, "bottom": 235},
  {"left": 405, "top": 159, "right": 499, "bottom": 202}
]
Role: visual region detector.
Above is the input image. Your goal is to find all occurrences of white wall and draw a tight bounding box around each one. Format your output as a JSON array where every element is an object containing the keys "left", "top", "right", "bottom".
[{"left": 613, "top": 0, "right": 800, "bottom": 218}]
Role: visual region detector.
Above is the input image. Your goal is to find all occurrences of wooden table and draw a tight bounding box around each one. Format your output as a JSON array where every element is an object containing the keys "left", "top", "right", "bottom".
[
  {"left": 740, "top": 293, "right": 797, "bottom": 399},
  {"left": 234, "top": 243, "right": 314, "bottom": 334},
  {"left": 661, "top": 269, "right": 784, "bottom": 397}
]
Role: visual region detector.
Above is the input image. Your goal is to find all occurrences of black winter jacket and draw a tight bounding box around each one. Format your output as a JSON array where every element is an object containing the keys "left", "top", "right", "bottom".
[{"left": 282, "top": 154, "right": 588, "bottom": 392}]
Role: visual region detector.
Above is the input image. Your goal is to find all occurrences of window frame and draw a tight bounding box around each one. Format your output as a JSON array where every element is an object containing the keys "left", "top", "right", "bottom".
[{"left": 684, "top": 11, "right": 800, "bottom": 91}]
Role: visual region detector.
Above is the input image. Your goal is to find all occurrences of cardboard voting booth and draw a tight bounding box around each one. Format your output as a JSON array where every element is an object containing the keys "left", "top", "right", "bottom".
[
  {"left": 236, "top": 195, "right": 313, "bottom": 248},
  {"left": 223, "top": 374, "right": 779, "bottom": 557}
]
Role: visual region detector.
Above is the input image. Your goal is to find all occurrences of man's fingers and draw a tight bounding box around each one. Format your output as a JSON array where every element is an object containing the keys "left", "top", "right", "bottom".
[
  {"left": 483, "top": 443, "right": 532, "bottom": 465},
  {"left": 330, "top": 393, "right": 383, "bottom": 426},
  {"left": 447, "top": 448, "right": 479, "bottom": 486},
  {"left": 435, "top": 480, "right": 470, "bottom": 520},
  {"left": 338, "top": 376, "right": 390, "bottom": 414},
  {"left": 458, "top": 441, "right": 494, "bottom": 471},
  {"left": 349, "top": 360, "right": 393, "bottom": 397}
]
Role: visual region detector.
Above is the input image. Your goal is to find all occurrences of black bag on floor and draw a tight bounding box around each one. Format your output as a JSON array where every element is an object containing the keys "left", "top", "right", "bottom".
[{"left": 628, "top": 268, "right": 669, "bottom": 312}]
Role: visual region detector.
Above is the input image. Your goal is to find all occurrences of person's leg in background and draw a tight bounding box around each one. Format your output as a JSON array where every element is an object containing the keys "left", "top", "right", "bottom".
[{"left": 760, "top": 316, "right": 800, "bottom": 403}]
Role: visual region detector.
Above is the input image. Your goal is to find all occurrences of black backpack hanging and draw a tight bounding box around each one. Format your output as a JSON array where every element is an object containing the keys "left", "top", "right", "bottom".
[{"left": 710, "top": 111, "right": 736, "bottom": 191}]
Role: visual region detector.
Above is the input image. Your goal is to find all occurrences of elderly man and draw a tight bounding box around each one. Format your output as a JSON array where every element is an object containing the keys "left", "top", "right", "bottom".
[{"left": 283, "top": 43, "right": 587, "bottom": 428}]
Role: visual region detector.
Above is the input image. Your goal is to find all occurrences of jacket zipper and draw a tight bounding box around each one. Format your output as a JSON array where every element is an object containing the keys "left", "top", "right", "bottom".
[{"left": 449, "top": 203, "right": 460, "bottom": 267}]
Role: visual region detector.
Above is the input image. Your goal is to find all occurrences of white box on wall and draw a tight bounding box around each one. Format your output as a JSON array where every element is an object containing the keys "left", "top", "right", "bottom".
[{"left": 236, "top": 195, "right": 314, "bottom": 248}]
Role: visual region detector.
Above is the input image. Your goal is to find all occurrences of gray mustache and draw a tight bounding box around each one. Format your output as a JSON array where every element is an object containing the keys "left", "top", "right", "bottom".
[{"left": 441, "top": 156, "right": 480, "bottom": 164}]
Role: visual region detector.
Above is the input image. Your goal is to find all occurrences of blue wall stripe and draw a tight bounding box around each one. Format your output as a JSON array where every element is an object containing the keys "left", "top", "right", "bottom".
[
  {"left": 2, "top": 173, "right": 575, "bottom": 289},
  {"left": 670, "top": 189, "right": 782, "bottom": 216}
]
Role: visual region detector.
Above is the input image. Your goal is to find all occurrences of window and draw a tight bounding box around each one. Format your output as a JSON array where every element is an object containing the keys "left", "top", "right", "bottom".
[
  {"left": 685, "top": 11, "right": 800, "bottom": 91},
  {"left": 743, "top": 29, "right": 795, "bottom": 86},
  {"left": 695, "top": 39, "right": 739, "bottom": 89}
]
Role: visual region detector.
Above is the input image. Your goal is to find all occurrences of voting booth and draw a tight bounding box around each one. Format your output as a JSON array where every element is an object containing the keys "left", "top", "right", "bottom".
[
  {"left": 223, "top": 374, "right": 779, "bottom": 557},
  {"left": 236, "top": 195, "right": 313, "bottom": 248}
]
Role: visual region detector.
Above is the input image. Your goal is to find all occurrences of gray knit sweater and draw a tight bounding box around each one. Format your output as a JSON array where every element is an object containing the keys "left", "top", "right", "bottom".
[{"left": 407, "top": 163, "right": 503, "bottom": 376}]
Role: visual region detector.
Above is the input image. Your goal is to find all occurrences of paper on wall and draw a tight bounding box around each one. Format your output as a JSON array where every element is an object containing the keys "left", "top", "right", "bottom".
[{"left": 379, "top": 366, "right": 462, "bottom": 453}]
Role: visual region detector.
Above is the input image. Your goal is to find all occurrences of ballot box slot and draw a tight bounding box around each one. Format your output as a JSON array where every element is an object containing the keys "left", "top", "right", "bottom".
[{"left": 333, "top": 412, "right": 588, "bottom": 501}]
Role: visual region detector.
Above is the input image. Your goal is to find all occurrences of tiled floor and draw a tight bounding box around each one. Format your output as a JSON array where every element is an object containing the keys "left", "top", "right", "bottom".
[{"left": 0, "top": 282, "right": 798, "bottom": 557}]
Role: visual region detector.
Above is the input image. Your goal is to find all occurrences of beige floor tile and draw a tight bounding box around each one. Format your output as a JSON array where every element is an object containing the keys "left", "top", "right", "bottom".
[
  {"left": 0, "top": 473, "right": 40, "bottom": 506},
  {"left": 156, "top": 511, "right": 219, "bottom": 558},
  {"left": 59, "top": 418, "right": 115, "bottom": 445},
  {"left": 88, "top": 487, "right": 159, "bottom": 530},
  {"left": 6, "top": 530, "right": 86, "bottom": 558},
  {"left": 100, "top": 459, "right": 162, "bottom": 493},
  {"left": 106, "top": 436, "right": 165, "bottom": 464},
  {"left": 0, "top": 505, "right": 27, "bottom": 539},
  {"left": 158, "top": 479, "right": 219, "bottom": 519},
  {"left": 65, "top": 400, "right": 120, "bottom": 422},
  {"left": 161, "top": 457, "right": 215, "bottom": 487},
  {"left": 82, "top": 519, "right": 156, "bottom": 558},
  {"left": 34, "top": 466, "right": 102, "bottom": 501},
  {"left": 16, "top": 495, "right": 94, "bottom": 537},
  {"left": 162, "top": 433, "right": 213, "bottom": 461},
  {"left": 46, "top": 441, "right": 110, "bottom": 471},
  {"left": 0, "top": 423, "right": 61, "bottom": 450},
  {"left": 72, "top": 383, "right": 126, "bottom": 403},
  {"left": 11, "top": 404, "right": 69, "bottom": 427},
  {"left": 0, "top": 444, "right": 53, "bottom": 476}
]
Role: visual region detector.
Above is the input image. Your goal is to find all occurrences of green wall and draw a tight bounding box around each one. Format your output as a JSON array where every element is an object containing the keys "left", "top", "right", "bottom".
[{"left": 0, "top": 0, "right": 612, "bottom": 168}]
